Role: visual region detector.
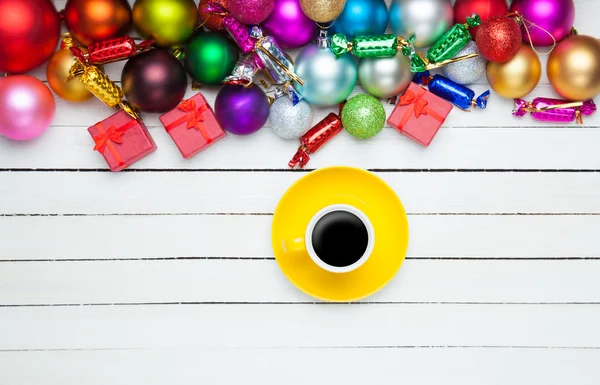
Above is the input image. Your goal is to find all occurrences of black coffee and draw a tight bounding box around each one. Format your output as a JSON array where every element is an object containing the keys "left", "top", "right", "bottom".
[{"left": 311, "top": 210, "right": 369, "bottom": 268}]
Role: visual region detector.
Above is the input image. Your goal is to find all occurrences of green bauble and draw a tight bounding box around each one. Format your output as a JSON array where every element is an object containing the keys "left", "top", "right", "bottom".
[
  {"left": 184, "top": 33, "right": 239, "bottom": 86},
  {"left": 342, "top": 94, "right": 386, "bottom": 139}
]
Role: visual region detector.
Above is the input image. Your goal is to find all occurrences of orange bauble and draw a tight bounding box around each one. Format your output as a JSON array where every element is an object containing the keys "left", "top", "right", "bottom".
[{"left": 64, "top": 0, "right": 132, "bottom": 47}]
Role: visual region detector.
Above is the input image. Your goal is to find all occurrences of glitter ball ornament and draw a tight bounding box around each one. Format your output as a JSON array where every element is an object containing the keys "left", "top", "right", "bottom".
[
  {"left": 476, "top": 16, "right": 522, "bottom": 63},
  {"left": 342, "top": 94, "right": 386, "bottom": 139},
  {"left": 229, "top": 0, "right": 275, "bottom": 25},
  {"left": 300, "top": 0, "right": 347, "bottom": 23},
  {"left": 270, "top": 97, "right": 313, "bottom": 139},
  {"left": 443, "top": 41, "right": 487, "bottom": 85}
]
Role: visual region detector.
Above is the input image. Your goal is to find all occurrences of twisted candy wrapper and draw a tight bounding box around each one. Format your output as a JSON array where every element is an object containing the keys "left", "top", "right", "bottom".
[
  {"left": 414, "top": 72, "right": 489, "bottom": 110},
  {"left": 331, "top": 33, "right": 415, "bottom": 59},
  {"left": 223, "top": 54, "right": 263, "bottom": 86},
  {"left": 71, "top": 36, "right": 154, "bottom": 65},
  {"left": 513, "top": 98, "right": 596, "bottom": 124},
  {"left": 426, "top": 14, "right": 481, "bottom": 63},
  {"left": 206, "top": 3, "right": 256, "bottom": 54},
  {"left": 289, "top": 113, "right": 343, "bottom": 169}
]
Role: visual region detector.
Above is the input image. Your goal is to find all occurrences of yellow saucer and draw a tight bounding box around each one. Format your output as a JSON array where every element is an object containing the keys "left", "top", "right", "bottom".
[{"left": 272, "top": 166, "right": 409, "bottom": 302}]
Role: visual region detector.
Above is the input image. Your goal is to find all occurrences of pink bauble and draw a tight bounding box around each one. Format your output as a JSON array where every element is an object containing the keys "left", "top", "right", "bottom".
[
  {"left": 0, "top": 75, "right": 55, "bottom": 141},
  {"left": 229, "top": 0, "right": 274, "bottom": 25},
  {"left": 262, "top": 0, "right": 318, "bottom": 49},
  {"left": 510, "top": 0, "right": 575, "bottom": 46}
]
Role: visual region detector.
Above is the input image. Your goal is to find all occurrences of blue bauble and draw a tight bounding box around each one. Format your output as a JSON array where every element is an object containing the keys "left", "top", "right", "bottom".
[
  {"left": 294, "top": 41, "right": 358, "bottom": 106},
  {"left": 331, "top": 0, "right": 388, "bottom": 39}
]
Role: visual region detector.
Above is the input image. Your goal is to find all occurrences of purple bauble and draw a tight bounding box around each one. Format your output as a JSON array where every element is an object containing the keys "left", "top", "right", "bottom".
[
  {"left": 262, "top": 0, "right": 318, "bottom": 49},
  {"left": 215, "top": 84, "right": 270, "bottom": 135},
  {"left": 510, "top": 0, "right": 575, "bottom": 46}
]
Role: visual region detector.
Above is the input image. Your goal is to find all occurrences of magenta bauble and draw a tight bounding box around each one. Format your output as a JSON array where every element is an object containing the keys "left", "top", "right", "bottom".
[
  {"left": 228, "top": 0, "right": 274, "bottom": 25},
  {"left": 510, "top": 0, "right": 575, "bottom": 46},
  {"left": 262, "top": 0, "right": 318, "bottom": 49},
  {"left": 0, "top": 75, "right": 55, "bottom": 141}
]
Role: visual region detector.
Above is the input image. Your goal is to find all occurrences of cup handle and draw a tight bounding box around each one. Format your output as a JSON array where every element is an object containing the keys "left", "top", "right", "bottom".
[{"left": 282, "top": 237, "right": 306, "bottom": 253}]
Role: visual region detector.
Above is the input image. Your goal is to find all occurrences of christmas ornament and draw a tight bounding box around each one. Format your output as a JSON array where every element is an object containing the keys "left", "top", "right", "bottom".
[
  {"left": 342, "top": 94, "right": 386, "bottom": 139},
  {"left": 0, "top": 0, "right": 60, "bottom": 74},
  {"left": 184, "top": 32, "right": 239, "bottom": 86},
  {"left": 270, "top": 95, "right": 313, "bottom": 139},
  {"left": 454, "top": 0, "right": 508, "bottom": 39},
  {"left": 387, "top": 82, "right": 453, "bottom": 147},
  {"left": 160, "top": 93, "right": 227, "bottom": 159},
  {"left": 68, "top": 59, "right": 139, "bottom": 120},
  {"left": 476, "top": 16, "right": 522, "bottom": 62},
  {"left": 70, "top": 36, "right": 154, "bottom": 66},
  {"left": 262, "top": 0, "right": 318, "bottom": 49},
  {"left": 389, "top": 0, "right": 453, "bottom": 48},
  {"left": 133, "top": 0, "right": 199, "bottom": 47},
  {"left": 199, "top": 0, "right": 228, "bottom": 31},
  {"left": 47, "top": 34, "right": 95, "bottom": 102},
  {"left": 486, "top": 45, "right": 541, "bottom": 99},
  {"left": 214, "top": 84, "right": 270, "bottom": 135},
  {"left": 295, "top": 33, "right": 357, "bottom": 106},
  {"left": 442, "top": 41, "right": 486, "bottom": 85},
  {"left": 510, "top": 0, "right": 574, "bottom": 46},
  {"left": 358, "top": 55, "right": 412, "bottom": 99},
  {"left": 426, "top": 14, "right": 481, "bottom": 64},
  {"left": 289, "top": 113, "right": 343, "bottom": 169},
  {"left": 331, "top": 0, "right": 389, "bottom": 39},
  {"left": 0, "top": 75, "right": 55, "bottom": 141},
  {"left": 122, "top": 50, "right": 188, "bottom": 113},
  {"left": 88, "top": 110, "right": 156, "bottom": 172},
  {"left": 415, "top": 72, "right": 490, "bottom": 110},
  {"left": 299, "top": 0, "right": 347, "bottom": 23},
  {"left": 547, "top": 35, "right": 600, "bottom": 101},
  {"left": 229, "top": 0, "right": 274, "bottom": 25},
  {"left": 513, "top": 98, "right": 596, "bottom": 124},
  {"left": 64, "top": 0, "right": 132, "bottom": 47}
]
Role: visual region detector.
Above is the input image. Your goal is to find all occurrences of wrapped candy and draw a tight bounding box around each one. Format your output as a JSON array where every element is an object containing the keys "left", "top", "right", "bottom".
[
  {"left": 513, "top": 98, "right": 597, "bottom": 124},
  {"left": 68, "top": 58, "right": 139, "bottom": 120},
  {"left": 414, "top": 72, "right": 490, "bottom": 110},
  {"left": 223, "top": 54, "right": 263, "bottom": 86},
  {"left": 289, "top": 113, "right": 343, "bottom": 169},
  {"left": 426, "top": 14, "right": 481, "bottom": 64},
  {"left": 331, "top": 33, "right": 415, "bottom": 59},
  {"left": 71, "top": 36, "right": 154, "bottom": 65}
]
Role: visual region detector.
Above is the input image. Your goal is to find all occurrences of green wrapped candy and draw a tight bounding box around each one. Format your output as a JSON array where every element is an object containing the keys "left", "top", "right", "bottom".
[
  {"left": 426, "top": 14, "right": 481, "bottom": 64},
  {"left": 331, "top": 33, "right": 415, "bottom": 59}
]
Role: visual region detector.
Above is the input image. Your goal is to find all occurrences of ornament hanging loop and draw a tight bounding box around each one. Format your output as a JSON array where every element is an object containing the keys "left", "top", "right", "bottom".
[{"left": 508, "top": 11, "right": 557, "bottom": 56}]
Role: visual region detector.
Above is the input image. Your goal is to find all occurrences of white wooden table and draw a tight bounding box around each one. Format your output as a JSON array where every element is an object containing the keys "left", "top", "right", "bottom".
[{"left": 1, "top": 0, "right": 599, "bottom": 383}]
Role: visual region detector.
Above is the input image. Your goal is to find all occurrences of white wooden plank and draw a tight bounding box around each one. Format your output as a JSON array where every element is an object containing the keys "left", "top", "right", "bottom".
[
  {"left": 1, "top": 171, "right": 600, "bottom": 214},
  {"left": 1, "top": 259, "right": 598, "bottom": 305},
  {"left": 0, "top": 215, "right": 598, "bottom": 259},
  {"left": 2, "top": 348, "right": 599, "bottom": 385},
  {"left": 1, "top": 304, "right": 599, "bottom": 349}
]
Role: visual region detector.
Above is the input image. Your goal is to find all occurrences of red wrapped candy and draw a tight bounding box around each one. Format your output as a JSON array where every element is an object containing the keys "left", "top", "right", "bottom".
[
  {"left": 88, "top": 110, "right": 157, "bottom": 172},
  {"left": 288, "top": 113, "right": 343, "bottom": 169},
  {"left": 159, "top": 93, "right": 226, "bottom": 159},
  {"left": 388, "top": 83, "right": 453, "bottom": 147},
  {"left": 71, "top": 36, "right": 154, "bottom": 65}
]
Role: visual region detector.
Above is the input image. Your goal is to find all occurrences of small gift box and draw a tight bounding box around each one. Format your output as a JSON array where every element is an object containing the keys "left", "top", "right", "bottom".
[
  {"left": 388, "top": 82, "right": 453, "bottom": 146},
  {"left": 159, "top": 93, "right": 226, "bottom": 159},
  {"left": 88, "top": 110, "right": 156, "bottom": 172}
]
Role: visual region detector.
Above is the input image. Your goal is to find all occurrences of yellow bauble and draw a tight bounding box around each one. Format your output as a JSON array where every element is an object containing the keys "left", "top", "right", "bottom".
[
  {"left": 547, "top": 35, "right": 600, "bottom": 101},
  {"left": 133, "top": 0, "right": 199, "bottom": 47},
  {"left": 46, "top": 49, "right": 94, "bottom": 102},
  {"left": 300, "top": 0, "right": 347, "bottom": 23},
  {"left": 486, "top": 45, "right": 541, "bottom": 99}
]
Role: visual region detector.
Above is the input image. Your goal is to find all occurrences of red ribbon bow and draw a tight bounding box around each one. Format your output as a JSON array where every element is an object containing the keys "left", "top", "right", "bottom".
[
  {"left": 400, "top": 90, "right": 430, "bottom": 118},
  {"left": 166, "top": 99, "right": 212, "bottom": 143},
  {"left": 93, "top": 125, "right": 125, "bottom": 152}
]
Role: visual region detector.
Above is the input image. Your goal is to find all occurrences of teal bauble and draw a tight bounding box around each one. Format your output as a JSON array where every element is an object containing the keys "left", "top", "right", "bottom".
[
  {"left": 342, "top": 94, "right": 386, "bottom": 139},
  {"left": 331, "top": 0, "right": 389, "bottom": 39},
  {"left": 294, "top": 36, "right": 358, "bottom": 106}
]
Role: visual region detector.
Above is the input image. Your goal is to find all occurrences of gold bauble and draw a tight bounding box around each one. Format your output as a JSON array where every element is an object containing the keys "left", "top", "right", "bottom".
[
  {"left": 486, "top": 45, "right": 541, "bottom": 99},
  {"left": 547, "top": 35, "right": 600, "bottom": 101},
  {"left": 299, "top": 0, "right": 347, "bottom": 23},
  {"left": 133, "top": 0, "right": 199, "bottom": 47},
  {"left": 46, "top": 50, "right": 95, "bottom": 102}
]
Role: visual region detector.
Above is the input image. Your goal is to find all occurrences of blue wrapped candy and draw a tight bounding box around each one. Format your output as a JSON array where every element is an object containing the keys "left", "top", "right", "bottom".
[{"left": 413, "top": 71, "right": 489, "bottom": 110}]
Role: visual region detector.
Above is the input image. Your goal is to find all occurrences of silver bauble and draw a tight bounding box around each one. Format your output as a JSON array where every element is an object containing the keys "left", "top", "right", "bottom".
[
  {"left": 389, "top": 0, "right": 453, "bottom": 48},
  {"left": 269, "top": 97, "right": 313, "bottom": 139},
  {"left": 442, "top": 41, "right": 487, "bottom": 85},
  {"left": 358, "top": 55, "right": 412, "bottom": 99},
  {"left": 294, "top": 41, "right": 358, "bottom": 106}
]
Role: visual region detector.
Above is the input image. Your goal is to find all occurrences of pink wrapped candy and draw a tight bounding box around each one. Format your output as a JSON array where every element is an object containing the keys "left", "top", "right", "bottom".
[{"left": 513, "top": 98, "right": 597, "bottom": 124}]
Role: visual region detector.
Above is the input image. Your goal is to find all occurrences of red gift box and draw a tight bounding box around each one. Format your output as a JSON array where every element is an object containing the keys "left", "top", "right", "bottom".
[
  {"left": 88, "top": 110, "right": 156, "bottom": 172},
  {"left": 159, "top": 93, "right": 226, "bottom": 159},
  {"left": 388, "top": 82, "right": 453, "bottom": 147}
]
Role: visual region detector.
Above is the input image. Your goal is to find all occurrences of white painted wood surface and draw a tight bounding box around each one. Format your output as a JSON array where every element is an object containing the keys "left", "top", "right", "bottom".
[{"left": 1, "top": 0, "right": 600, "bottom": 383}]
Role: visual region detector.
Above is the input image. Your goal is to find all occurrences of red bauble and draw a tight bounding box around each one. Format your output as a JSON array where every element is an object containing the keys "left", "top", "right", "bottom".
[
  {"left": 199, "top": 0, "right": 228, "bottom": 31},
  {"left": 476, "top": 16, "right": 522, "bottom": 63},
  {"left": 0, "top": 0, "right": 60, "bottom": 74},
  {"left": 64, "top": 0, "right": 132, "bottom": 47},
  {"left": 454, "top": 0, "right": 508, "bottom": 39}
]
